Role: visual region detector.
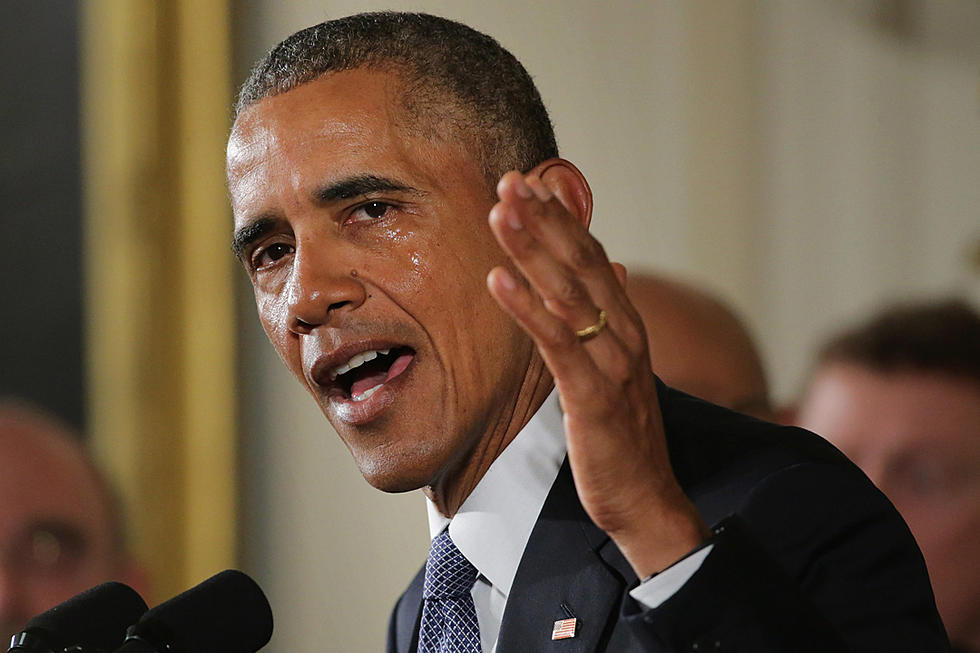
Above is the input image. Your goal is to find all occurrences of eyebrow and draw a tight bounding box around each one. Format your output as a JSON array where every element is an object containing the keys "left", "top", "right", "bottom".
[
  {"left": 231, "top": 216, "right": 279, "bottom": 260},
  {"left": 312, "top": 174, "right": 420, "bottom": 203}
]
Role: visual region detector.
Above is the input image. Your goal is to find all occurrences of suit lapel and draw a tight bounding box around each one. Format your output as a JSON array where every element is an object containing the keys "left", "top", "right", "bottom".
[
  {"left": 392, "top": 566, "right": 424, "bottom": 653},
  {"left": 495, "top": 460, "right": 635, "bottom": 652}
]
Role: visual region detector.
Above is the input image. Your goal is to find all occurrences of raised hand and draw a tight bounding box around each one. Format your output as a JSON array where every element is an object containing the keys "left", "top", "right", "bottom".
[{"left": 486, "top": 163, "right": 710, "bottom": 577}]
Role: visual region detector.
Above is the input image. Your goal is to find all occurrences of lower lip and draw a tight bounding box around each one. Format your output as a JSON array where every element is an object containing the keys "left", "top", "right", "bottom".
[{"left": 326, "top": 353, "right": 415, "bottom": 425}]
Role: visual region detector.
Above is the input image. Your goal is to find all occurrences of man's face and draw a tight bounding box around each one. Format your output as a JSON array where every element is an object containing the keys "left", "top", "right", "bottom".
[
  {"left": 0, "top": 426, "right": 119, "bottom": 638},
  {"left": 228, "top": 69, "right": 535, "bottom": 493},
  {"left": 798, "top": 364, "right": 980, "bottom": 643}
]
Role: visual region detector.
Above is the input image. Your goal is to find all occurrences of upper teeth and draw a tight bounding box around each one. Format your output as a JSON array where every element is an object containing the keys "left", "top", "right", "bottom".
[{"left": 331, "top": 348, "right": 390, "bottom": 380}]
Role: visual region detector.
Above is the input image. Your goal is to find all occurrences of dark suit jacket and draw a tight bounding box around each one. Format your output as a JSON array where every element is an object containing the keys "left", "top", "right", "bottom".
[{"left": 388, "top": 382, "right": 950, "bottom": 652}]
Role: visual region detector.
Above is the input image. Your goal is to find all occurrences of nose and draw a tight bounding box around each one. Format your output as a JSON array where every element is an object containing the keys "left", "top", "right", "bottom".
[{"left": 286, "top": 241, "right": 367, "bottom": 334}]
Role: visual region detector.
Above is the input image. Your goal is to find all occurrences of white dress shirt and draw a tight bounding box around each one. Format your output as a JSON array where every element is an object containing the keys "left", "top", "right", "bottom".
[{"left": 426, "top": 389, "right": 712, "bottom": 652}]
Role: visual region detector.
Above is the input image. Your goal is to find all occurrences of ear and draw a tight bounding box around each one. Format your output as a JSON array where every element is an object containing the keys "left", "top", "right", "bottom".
[{"left": 529, "top": 158, "right": 594, "bottom": 229}]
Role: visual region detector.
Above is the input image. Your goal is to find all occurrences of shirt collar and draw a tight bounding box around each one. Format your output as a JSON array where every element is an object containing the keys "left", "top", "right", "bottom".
[{"left": 426, "top": 389, "right": 566, "bottom": 597}]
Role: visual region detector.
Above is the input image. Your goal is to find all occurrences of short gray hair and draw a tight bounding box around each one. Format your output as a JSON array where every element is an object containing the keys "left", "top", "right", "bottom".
[{"left": 235, "top": 12, "right": 559, "bottom": 186}]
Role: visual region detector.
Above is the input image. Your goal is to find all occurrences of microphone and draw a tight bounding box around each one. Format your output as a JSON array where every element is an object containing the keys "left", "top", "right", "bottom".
[
  {"left": 114, "top": 570, "right": 272, "bottom": 653},
  {"left": 8, "top": 581, "right": 148, "bottom": 653}
]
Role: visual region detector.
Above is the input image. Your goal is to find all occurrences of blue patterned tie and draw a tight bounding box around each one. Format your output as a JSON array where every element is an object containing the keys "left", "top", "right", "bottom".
[{"left": 418, "top": 530, "right": 482, "bottom": 653}]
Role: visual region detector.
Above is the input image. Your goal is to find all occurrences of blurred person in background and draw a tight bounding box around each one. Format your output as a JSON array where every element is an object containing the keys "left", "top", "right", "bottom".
[
  {"left": 797, "top": 300, "right": 980, "bottom": 653},
  {"left": 626, "top": 272, "right": 773, "bottom": 420},
  {"left": 0, "top": 400, "right": 146, "bottom": 640}
]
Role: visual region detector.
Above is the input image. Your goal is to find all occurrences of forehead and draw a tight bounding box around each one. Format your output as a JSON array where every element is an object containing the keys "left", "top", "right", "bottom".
[
  {"left": 227, "top": 69, "right": 475, "bottom": 218},
  {"left": 233, "top": 68, "right": 403, "bottom": 142},
  {"left": 807, "top": 365, "right": 980, "bottom": 453}
]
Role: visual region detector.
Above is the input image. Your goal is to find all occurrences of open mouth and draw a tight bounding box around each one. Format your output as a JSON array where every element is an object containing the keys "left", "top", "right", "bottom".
[{"left": 331, "top": 346, "right": 415, "bottom": 402}]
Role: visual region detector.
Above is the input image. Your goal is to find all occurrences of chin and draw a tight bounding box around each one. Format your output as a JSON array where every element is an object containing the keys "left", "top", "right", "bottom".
[
  {"left": 362, "top": 471, "right": 430, "bottom": 494},
  {"left": 351, "top": 440, "right": 444, "bottom": 494}
]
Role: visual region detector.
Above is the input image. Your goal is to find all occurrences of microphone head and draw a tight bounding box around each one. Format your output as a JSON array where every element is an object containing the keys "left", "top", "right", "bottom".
[
  {"left": 131, "top": 570, "right": 272, "bottom": 653},
  {"left": 10, "top": 582, "right": 147, "bottom": 653}
]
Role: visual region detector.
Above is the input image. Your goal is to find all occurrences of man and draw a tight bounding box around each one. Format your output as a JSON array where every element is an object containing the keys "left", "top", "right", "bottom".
[
  {"left": 0, "top": 401, "right": 145, "bottom": 640},
  {"left": 625, "top": 273, "right": 772, "bottom": 420},
  {"left": 798, "top": 300, "right": 980, "bottom": 653},
  {"left": 228, "top": 12, "right": 947, "bottom": 651}
]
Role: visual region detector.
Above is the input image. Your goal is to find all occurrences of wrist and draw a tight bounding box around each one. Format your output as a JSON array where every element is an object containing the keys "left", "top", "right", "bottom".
[{"left": 607, "top": 491, "right": 710, "bottom": 579}]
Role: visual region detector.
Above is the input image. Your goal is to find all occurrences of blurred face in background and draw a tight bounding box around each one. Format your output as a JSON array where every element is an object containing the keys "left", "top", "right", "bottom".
[
  {"left": 798, "top": 364, "right": 980, "bottom": 648},
  {"left": 0, "top": 412, "right": 123, "bottom": 639},
  {"left": 625, "top": 275, "right": 772, "bottom": 420}
]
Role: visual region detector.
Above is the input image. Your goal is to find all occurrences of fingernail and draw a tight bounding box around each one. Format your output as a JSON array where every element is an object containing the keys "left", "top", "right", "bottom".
[
  {"left": 508, "top": 210, "right": 524, "bottom": 231},
  {"left": 514, "top": 177, "right": 534, "bottom": 199},
  {"left": 497, "top": 269, "right": 517, "bottom": 290}
]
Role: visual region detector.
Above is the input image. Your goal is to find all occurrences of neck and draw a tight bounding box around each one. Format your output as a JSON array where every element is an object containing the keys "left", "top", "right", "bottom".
[{"left": 425, "top": 353, "right": 553, "bottom": 517}]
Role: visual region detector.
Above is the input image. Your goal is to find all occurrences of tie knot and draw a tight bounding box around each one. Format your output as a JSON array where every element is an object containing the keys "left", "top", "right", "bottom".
[{"left": 423, "top": 530, "right": 478, "bottom": 600}]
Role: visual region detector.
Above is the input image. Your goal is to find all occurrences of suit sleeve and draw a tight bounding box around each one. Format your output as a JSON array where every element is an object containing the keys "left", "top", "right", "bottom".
[{"left": 620, "top": 461, "right": 950, "bottom": 653}]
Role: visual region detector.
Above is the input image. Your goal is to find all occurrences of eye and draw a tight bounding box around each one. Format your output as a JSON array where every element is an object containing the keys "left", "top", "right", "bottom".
[
  {"left": 12, "top": 523, "right": 87, "bottom": 578},
  {"left": 347, "top": 201, "right": 393, "bottom": 224},
  {"left": 889, "top": 456, "right": 954, "bottom": 500},
  {"left": 251, "top": 242, "right": 294, "bottom": 270}
]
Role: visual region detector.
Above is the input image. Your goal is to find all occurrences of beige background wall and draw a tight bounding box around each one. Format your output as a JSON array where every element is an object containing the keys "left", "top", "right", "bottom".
[{"left": 232, "top": 2, "right": 980, "bottom": 651}]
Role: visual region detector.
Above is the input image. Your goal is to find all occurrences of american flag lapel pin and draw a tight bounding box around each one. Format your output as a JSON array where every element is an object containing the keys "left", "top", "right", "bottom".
[
  {"left": 551, "top": 602, "right": 578, "bottom": 640},
  {"left": 552, "top": 618, "right": 577, "bottom": 640}
]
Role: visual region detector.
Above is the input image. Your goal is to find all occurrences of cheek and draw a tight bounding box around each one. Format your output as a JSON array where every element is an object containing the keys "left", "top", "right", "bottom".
[
  {"left": 257, "top": 292, "right": 295, "bottom": 355},
  {"left": 358, "top": 225, "right": 427, "bottom": 300},
  {"left": 899, "top": 497, "right": 980, "bottom": 552},
  {"left": 388, "top": 248, "right": 428, "bottom": 299},
  {"left": 372, "top": 231, "right": 493, "bottom": 306}
]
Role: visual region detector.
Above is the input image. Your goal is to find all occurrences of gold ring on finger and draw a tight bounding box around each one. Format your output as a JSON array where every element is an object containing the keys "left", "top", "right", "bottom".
[{"left": 575, "top": 309, "right": 607, "bottom": 341}]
